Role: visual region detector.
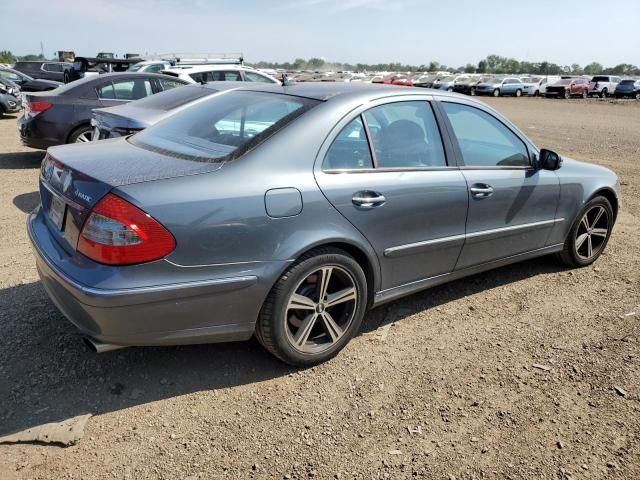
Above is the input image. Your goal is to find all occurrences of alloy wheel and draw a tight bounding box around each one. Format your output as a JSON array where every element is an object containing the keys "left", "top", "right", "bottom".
[
  {"left": 284, "top": 265, "right": 358, "bottom": 354},
  {"left": 75, "top": 131, "right": 92, "bottom": 143},
  {"left": 575, "top": 205, "right": 609, "bottom": 260}
]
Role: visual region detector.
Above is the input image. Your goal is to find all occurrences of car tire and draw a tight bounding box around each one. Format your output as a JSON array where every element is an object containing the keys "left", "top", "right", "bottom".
[
  {"left": 582, "top": 89, "right": 588, "bottom": 99},
  {"left": 533, "top": 90, "right": 540, "bottom": 97},
  {"left": 493, "top": 89, "right": 500, "bottom": 97},
  {"left": 515, "top": 89, "right": 522, "bottom": 97},
  {"left": 69, "top": 125, "right": 93, "bottom": 144},
  {"left": 256, "top": 247, "right": 368, "bottom": 366},
  {"left": 470, "top": 87, "right": 476, "bottom": 96},
  {"left": 447, "top": 87, "right": 453, "bottom": 92},
  {"left": 600, "top": 88, "right": 608, "bottom": 98},
  {"left": 635, "top": 92, "right": 640, "bottom": 100},
  {"left": 564, "top": 89, "right": 571, "bottom": 99},
  {"left": 556, "top": 195, "right": 614, "bottom": 268}
]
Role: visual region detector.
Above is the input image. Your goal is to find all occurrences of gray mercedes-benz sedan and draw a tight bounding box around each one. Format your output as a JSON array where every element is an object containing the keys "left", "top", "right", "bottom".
[{"left": 28, "top": 84, "right": 620, "bottom": 366}]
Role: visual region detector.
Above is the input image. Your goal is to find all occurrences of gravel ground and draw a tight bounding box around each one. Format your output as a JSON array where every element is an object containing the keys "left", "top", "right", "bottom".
[{"left": 0, "top": 97, "right": 638, "bottom": 480}]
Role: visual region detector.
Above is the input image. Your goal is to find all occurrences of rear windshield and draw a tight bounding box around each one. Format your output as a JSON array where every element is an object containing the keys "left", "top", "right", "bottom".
[
  {"left": 126, "top": 85, "right": 215, "bottom": 111},
  {"left": 619, "top": 79, "right": 635, "bottom": 85},
  {"left": 591, "top": 76, "right": 609, "bottom": 82},
  {"left": 129, "top": 91, "right": 319, "bottom": 163}
]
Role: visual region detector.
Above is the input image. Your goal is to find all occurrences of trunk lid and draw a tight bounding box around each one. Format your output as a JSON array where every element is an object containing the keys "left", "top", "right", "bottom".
[{"left": 39, "top": 138, "right": 223, "bottom": 253}]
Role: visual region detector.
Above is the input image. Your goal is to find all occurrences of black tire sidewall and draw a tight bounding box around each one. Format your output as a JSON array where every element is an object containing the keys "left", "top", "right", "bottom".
[
  {"left": 564, "top": 196, "right": 614, "bottom": 267},
  {"left": 261, "top": 250, "right": 368, "bottom": 366}
]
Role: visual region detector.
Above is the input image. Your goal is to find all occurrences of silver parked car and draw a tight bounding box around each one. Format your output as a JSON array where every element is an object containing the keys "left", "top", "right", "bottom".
[{"left": 28, "top": 84, "right": 620, "bottom": 366}]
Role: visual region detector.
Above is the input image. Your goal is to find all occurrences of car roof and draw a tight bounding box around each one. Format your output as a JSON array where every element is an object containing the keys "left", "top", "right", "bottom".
[{"left": 223, "top": 82, "right": 470, "bottom": 102}]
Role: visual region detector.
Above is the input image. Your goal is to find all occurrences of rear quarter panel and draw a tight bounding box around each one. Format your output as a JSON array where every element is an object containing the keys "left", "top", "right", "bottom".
[{"left": 116, "top": 100, "right": 382, "bottom": 289}]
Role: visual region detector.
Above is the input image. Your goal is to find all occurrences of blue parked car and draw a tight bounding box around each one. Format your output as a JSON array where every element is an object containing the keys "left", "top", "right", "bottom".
[
  {"left": 614, "top": 79, "right": 640, "bottom": 99},
  {"left": 474, "top": 77, "right": 525, "bottom": 97}
]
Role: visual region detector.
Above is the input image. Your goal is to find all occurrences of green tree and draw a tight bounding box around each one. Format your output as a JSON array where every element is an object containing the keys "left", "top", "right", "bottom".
[
  {"left": 477, "top": 60, "right": 487, "bottom": 73},
  {"left": 570, "top": 63, "right": 583, "bottom": 74},
  {"left": 464, "top": 63, "right": 476, "bottom": 73},
  {"left": 427, "top": 61, "right": 440, "bottom": 72},
  {"left": 307, "top": 57, "right": 325, "bottom": 70},
  {"left": 0, "top": 50, "right": 16, "bottom": 64},
  {"left": 583, "top": 62, "right": 603, "bottom": 75},
  {"left": 19, "top": 53, "right": 46, "bottom": 61}
]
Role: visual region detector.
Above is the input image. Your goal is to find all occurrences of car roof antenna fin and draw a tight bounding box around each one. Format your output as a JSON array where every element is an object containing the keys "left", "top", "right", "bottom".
[{"left": 281, "top": 73, "right": 290, "bottom": 87}]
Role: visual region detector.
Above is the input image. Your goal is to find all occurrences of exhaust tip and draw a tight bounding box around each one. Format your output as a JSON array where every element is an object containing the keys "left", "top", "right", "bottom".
[{"left": 83, "top": 337, "right": 126, "bottom": 354}]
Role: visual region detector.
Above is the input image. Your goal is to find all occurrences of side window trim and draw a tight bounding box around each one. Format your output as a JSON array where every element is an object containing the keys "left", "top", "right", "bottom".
[
  {"left": 435, "top": 99, "right": 532, "bottom": 169},
  {"left": 360, "top": 113, "right": 379, "bottom": 168}
]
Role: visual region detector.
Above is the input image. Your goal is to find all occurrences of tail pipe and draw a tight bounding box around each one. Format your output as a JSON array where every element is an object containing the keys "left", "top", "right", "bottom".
[{"left": 83, "top": 337, "right": 127, "bottom": 353}]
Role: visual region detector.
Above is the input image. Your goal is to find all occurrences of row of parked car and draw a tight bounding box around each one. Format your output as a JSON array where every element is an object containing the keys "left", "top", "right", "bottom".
[
  {"left": 394, "top": 73, "right": 639, "bottom": 99},
  {"left": 3, "top": 57, "right": 640, "bottom": 149}
]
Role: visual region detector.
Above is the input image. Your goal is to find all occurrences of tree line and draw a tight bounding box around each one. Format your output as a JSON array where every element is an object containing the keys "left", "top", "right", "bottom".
[
  {"left": 253, "top": 54, "right": 640, "bottom": 76},
  {"left": 2, "top": 50, "right": 638, "bottom": 76},
  {"left": 0, "top": 51, "right": 51, "bottom": 63}
]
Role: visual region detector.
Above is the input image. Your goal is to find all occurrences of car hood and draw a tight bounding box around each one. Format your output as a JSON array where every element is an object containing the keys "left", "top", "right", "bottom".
[{"left": 47, "top": 136, "right": 224, "bottom": 188}]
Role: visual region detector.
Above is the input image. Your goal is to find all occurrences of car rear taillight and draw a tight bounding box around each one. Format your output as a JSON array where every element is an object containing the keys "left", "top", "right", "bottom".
[
  {"left": 77, "top": 193, "right": 175, "bottom": 265},
  {"left": 112, "top": 126, "right": 142, "bottom": 137},
  {"left": 25, "top": 101, "right": 52, "bottom": 117}
]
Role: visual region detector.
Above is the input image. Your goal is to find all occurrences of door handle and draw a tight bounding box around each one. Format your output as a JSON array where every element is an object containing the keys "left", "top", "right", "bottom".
[
  {"left": 470, "top": 184, "right": 494, "bottom": 198},
  {"left": 352, "top": 191, "right": 386, "bottom": 208}
]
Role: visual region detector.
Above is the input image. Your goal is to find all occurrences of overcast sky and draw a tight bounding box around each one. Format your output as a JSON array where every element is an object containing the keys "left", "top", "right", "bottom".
[{"left": 2, "top": 0, "right": 639, "bottom": 67}]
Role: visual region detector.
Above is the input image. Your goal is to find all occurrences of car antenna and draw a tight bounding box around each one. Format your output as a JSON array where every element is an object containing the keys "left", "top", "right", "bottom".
[{"left": 281, "top": 73, "right": 290, "bottom": 87}]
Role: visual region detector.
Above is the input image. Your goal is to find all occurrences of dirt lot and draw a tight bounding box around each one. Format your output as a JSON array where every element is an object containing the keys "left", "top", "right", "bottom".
[{"left": 0, "top": 97, "right": 638, "bottom": 479}]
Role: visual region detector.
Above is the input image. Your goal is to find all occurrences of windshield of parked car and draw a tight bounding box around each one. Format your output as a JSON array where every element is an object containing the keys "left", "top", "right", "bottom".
[
  {"left": 439, "top": 76, "right": 456, "bottom": 82},
  {"left": 127, "top": 64, "right": 144, "bottom": 72},
  {"left": 556, "top": 79, "right": 572, "bottom": 85},
  {"left": 484, "top": 77, "right": 502, "bottom": 84},
  {"left": 129, "top": 91, "right": 320, "bottom": 163}
]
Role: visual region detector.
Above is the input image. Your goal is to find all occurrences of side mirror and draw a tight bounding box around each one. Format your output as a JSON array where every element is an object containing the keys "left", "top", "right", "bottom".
[{"left": 539, "top": 149, "right": 562, "bottom": 170}]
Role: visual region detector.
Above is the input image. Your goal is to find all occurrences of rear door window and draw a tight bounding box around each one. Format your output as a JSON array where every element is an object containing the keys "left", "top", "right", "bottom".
[
  {"left": 363, "top": 101, "right": 447, "bottom": 168},
  {"left": 244, "top": 71, "right": 275, "bottom": 83},
  {"left": 98, "top": 79, "right": 153, "bottom": 100},
  {"left": 158, "top": 78, "right": 185, "bottom": 91},
  {"left": 441, "top": 102, "right": 529, "bottom": 167},
  {"left": 204, "top": 70, "right": 242, "bottom": 82}
]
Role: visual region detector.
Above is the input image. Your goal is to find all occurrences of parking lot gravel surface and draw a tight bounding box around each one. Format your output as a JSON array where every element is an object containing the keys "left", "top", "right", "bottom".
[{"left": 0, "top": 97, "right": 638, "bottom": 479}]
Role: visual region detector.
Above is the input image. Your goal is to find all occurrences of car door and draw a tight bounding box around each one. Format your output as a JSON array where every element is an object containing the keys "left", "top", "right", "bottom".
[
  {"left": 315, "top": 99, "right": 469, "bottom": 291},
  {"left": 438, "top": 100, "right": 560, "bottom": 269}
]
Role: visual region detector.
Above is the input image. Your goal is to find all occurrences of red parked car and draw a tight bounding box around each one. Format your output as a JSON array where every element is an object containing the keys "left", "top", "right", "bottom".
[
  {"left": 382, "top": 73, "right": 413, "bottom": 87},
  {"left": 544, "top": 78, "right": 589, "bottom": 99}
]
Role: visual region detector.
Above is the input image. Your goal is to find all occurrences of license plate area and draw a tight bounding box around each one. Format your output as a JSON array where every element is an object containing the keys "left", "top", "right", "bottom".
[{"left": 48, "top": 194, "right": 66, "bottom": 231}]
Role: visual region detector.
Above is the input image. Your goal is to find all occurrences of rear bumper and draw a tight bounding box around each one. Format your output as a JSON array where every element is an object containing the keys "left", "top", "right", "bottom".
[
  {"left": 18, "top": 115, "right": 63, "bottom": 150},
  {"left": 27, "top": 208, "right": 272, "bottom": 346},
  {"left": 1, "top": 94, "right": 22, "bottom": 113}
]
